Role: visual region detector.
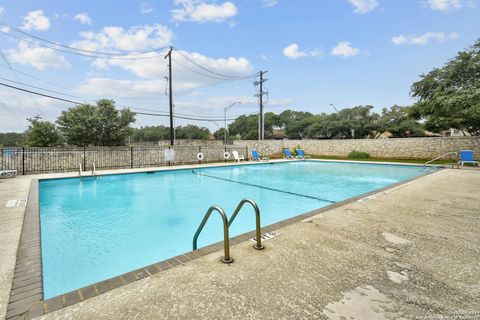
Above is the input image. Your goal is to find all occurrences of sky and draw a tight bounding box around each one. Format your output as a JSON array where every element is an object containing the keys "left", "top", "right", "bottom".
[{"left": 0, "top": 0, "right": 479, "bottom": 132}]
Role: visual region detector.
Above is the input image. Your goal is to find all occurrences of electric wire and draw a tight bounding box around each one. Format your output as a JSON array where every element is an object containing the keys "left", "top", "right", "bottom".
[
  {"left": 0, "top": 20, "right": 171, "bottom": 58},
  {"left": 172, "top": 57, "right": 246, "bottom": 81},
  {"left": 0, "top": 81, "right": 252, "bottom": 122},
  {"left": 174, "top": 48, "right": 256, "bottom": 79},
  {"left": 0, "top": 29, "right": 168, "bottom": 61}
]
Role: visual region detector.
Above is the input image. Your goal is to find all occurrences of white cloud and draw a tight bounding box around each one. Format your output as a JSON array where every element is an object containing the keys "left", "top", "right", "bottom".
[
  {"left": 391, "top": 32, "right": 459, "bottom": 45},
  {"left": 7, "top": 41, "right": 71, "bottom": 70},
  {"left": 348, "top": 0, "right": 379, "bottom": 13},
  {"left": 426, "top": 0, "right": 462, "bottom": 11},
  {"left": 171, "top": 0, "right": 238, "bottom": 23},
  {"left": 262, "top": 0, "right": 279, "bottom": 7},
  {"left": 0, "top": 6, "right": 5, "bottom": 17},
  {"left": 330, "top": 41, "right": 360, "bottom": 57},
  {"left": 21, "top": 10, "right": 50, "bottom": 31},
  {"left": 82, "top": 50, "right": 253, "bottom": 97},
  {"left": 282, "top": 43, "right": 321, "bottom": 59},
  {"left": 74, "top": 12, "right": 92, "bottom": 25},
  {"left": 71, "top": 24, "right": 173, "bottom": 52}
]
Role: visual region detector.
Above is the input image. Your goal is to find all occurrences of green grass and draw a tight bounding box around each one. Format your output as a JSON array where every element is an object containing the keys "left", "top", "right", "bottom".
[
  {"left": 310, "top": 155, "right": 456, "bottom": 165},
  {"left": 268, "top": 152, "right": 456, "bottom": 165}
]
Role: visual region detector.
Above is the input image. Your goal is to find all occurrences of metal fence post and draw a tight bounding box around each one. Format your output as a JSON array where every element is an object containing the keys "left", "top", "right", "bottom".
[
  {"left": 22, "top": 147, "right": 25, "bottom": 175},
  {"left": 130, "top": 147, "right": 134, "bottom": 168},
  {"left": 83, "top": 147, "right": 86, "bottom": 171},
  {"left": 224, "top": 146, "right": 227, "bottom": 163}
]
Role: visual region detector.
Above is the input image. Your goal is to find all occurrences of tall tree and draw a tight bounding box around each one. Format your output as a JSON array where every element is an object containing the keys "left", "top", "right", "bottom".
[
  {"left": 57, "top": 99, "right": 135, "bottom": 146},
  {"left": 25, "top": 116, "right": 63, "bottom": 147},
  {"left": 0, "top": 132, "right": 25, "bottom": 147},
  {"left": 175, "top": 125, "right": 210, "bottom": 140},
  {"left": 377, "top": 105, "right": 424, "bottom": 137},
  {"left": 277, "top": 110, "right": 313, "bottom": 139},
  {"left": 410, "top": 39, "right": 480, "bottom": 135}
]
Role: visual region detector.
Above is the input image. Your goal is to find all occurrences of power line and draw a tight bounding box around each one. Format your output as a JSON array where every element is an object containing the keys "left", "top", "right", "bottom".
[
  {"left": 0, "top": 81, "right": 247, "bottom": 122},
  {"left": 0, "top": 75, "right": 251, "bottom": 119},
  {"left": 172, "top": 57, "right": 247, "bottom": 81},
  {"left": 0, "top": 63, "right": 71, "bottom": 90},
  {"left": 0, "top": 77, "right": 86, "bottom": 101},
  {"left": 174, "top": 48, "right": 256, "bottom": 80},
  {"left": 0, "top": 28, "right": 169, "bottom": 61}
]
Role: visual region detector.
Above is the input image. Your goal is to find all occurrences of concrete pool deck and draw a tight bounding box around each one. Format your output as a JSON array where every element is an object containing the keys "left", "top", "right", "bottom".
[{"left": 0, "top": 162, "right": 479, "bottom": 319}]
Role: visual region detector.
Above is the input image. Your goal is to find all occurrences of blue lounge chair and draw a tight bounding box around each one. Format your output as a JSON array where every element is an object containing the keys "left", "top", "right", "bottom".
[
  {"left": 283, "top": 149, "right": 294, "bottom": 159},
  {"left": 458, "top": 150, "right": 479, "bottom": 167},
  {"left": 296, "top": 149, "right": 311, "bottom": 160},
  {"left": 251, "top": 150, "right": 269, "bottom": 161}
]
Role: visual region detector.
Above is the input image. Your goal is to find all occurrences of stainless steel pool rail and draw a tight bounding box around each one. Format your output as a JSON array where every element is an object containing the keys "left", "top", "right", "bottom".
[
  {"left": 228, "top": 199, "right": 264, "bottom": 250},
  {"left": 193, "top": 205, "right": 233, "bottom": 263},
  {"left": 424, "top": 151, "right": 459, "bottom": 169},
  {"left": 192, "top": 199, "right": 264, "bottom": 263}
]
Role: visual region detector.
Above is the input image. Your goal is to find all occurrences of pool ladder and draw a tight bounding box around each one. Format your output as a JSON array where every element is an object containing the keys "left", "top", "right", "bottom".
[{"left": 192, "top": 198, "right": 264, "bottom": 264}]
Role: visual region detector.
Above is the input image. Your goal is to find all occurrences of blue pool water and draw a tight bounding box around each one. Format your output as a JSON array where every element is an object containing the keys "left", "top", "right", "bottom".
[{"left": 39, "top": 161, "right": 426, "bottom": 298}]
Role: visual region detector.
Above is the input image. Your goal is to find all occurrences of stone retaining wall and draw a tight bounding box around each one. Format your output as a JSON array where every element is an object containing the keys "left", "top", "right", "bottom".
[
  {"left": 1, "top": 137, "right": 478, "bottom": 174},
  {"left": 158, "top": 137, "right": 480, "bottom": 160}
]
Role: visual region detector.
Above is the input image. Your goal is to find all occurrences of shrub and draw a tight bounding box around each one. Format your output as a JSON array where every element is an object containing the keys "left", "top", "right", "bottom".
[
  {"left": 293, "top": 145, "right": 302, "bottom": 155},
  {"left": 348, "top": 150, "right": 370, "bottom": 159}
]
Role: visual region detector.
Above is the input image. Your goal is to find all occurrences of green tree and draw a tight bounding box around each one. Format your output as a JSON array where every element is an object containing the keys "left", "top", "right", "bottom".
[
  {"left": 377, "top": 105, "right": 425, "bottom": 137},
  {"left": 213, "top": 127, "right": 227, "bottom": 140},
  {"left": 57, "top": 99, "right": 135, "bottom": 146},
  {"left": 0, "top": 132, "right": 25, "bottom": 147},
  {"left": 132, "top": 125, "right": 170, "bottom": 142},
  {"left": 228, "top": 114, "right": 259, "bottom": 139},
  {"left": 175, "top": 125, "right": 210, "bottom": 140},
  {"left": 277, "top": 110, "right": 313, "bottom": 139},
  {"left": 25, "top": 116, "right": 63, "bottom": 147},
  {"left": 227, "top": 113, "right": 277, "bottom": 140},
  {"left": 410, "top": 39, "right": 480, "bottom": 135},
  {"left": 335, "top": 105, "right": 379, "bottom": 139}
]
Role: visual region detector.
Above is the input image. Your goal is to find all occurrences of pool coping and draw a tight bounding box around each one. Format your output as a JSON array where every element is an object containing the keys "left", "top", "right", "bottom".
[{"left": 6, "top": 161, "right": 440, "bottom": 319}]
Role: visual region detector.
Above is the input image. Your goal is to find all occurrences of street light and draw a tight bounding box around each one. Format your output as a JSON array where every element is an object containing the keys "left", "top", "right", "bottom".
[
  {"left": 329, "top": 103, "right": 338, "bottom": 112},
  {"left": 224, "top": 101, "right": 242, "bottom": 144}
]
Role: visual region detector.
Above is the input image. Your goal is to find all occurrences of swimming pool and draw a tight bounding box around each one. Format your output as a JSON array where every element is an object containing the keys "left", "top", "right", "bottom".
[{"left": 39, "top": 160, "right": 427, "bottom": 298}]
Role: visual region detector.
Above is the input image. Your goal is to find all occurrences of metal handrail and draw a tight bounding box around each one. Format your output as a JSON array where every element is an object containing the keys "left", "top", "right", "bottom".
[
  {"left": 78, "top": 162, "right": 82, "bottom": 176},
  {"left": 92, "top": 163, "right": 96, "bottom": 175},
  {"left": 193, "top": 205, "right": 233, "bottom": 264},
  {"left": 424, "top": 152, "right": 459, "bottom": 168},
  {"left": 228, "top": 199, "right": 264, "bottom": 250}
]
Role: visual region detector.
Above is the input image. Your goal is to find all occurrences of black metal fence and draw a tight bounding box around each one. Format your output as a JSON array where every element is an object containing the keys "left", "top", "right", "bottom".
[{"left": 0, "top": 146, "right": 250, "bottom": 175}]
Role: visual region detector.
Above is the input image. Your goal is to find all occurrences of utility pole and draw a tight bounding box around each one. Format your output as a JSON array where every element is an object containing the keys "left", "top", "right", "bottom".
[
  {"left": 254, "top": 71, "right": 268, "bottom": 140},
  {"left": 165, "top": 46, "right": 174, "bottom": 145}
]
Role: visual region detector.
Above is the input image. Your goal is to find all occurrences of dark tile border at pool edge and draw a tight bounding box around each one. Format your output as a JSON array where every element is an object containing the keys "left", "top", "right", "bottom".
[
  {"left": 9, "top": 169, "right": 440, "bottom": 319},
  {"left": 6, "top": 180, "right": 43, "bottom": 320}
]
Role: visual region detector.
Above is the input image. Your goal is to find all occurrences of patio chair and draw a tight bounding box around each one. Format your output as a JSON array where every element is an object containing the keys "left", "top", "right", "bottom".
[
  {"left": 283, "top": 149, "right": 295, "bottom": 159},
  {"left": 0, "top": 169, "right": 17, "bottom": 178},
  {"left": 251, "top": 150, "right": 269, "bottom": 161},
  {"left": 232, "top": 150, "right": 245, "bottom": 162},
  {"left": 296, "top": 149, "right": 312, "bottom": 160},
  {"left": 458, "top": 150, "right": 479, "bottom": 167}
]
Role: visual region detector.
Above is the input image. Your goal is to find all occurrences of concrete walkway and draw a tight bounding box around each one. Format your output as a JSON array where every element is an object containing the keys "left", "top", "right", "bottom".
[{"left": 1, "top": 167, "right": 480, "bottom": 319}]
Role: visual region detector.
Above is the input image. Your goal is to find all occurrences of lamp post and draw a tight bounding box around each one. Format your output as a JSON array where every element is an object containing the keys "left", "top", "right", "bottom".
[{"left": 224, "top": 101, "right": 242, "bottom": 144}]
